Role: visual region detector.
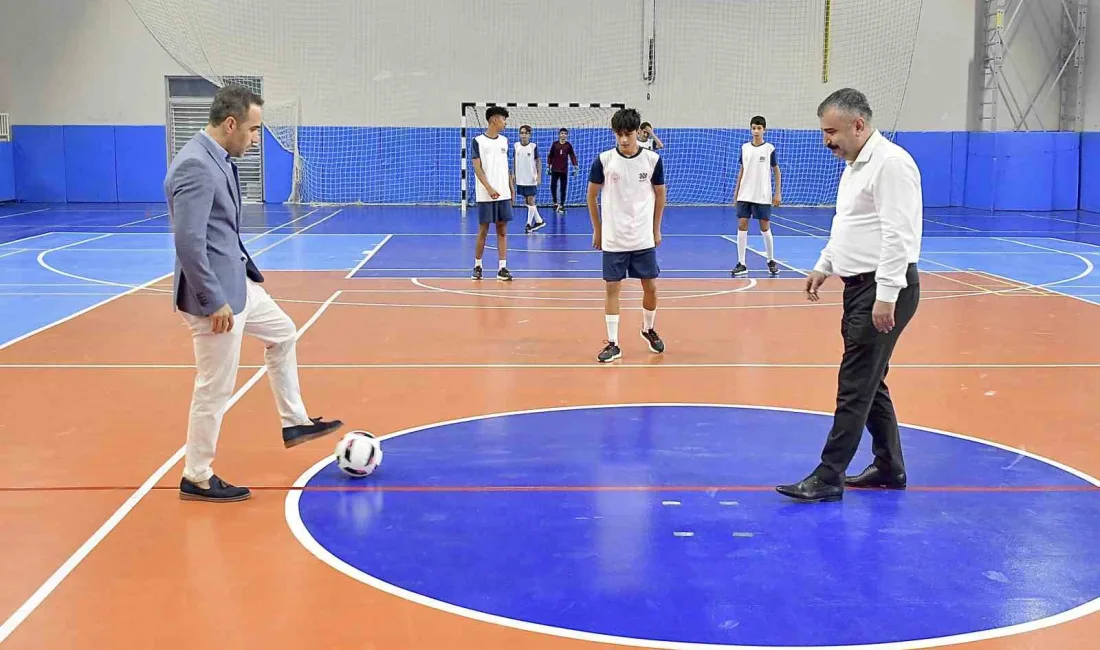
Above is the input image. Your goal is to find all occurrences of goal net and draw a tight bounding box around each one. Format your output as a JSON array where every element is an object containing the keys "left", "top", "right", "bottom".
[
  {"left": 461, "top": 103, "right": 624, "bottom": 212},
  {"left": 126, "top": 0, "right": 923, "bottom": 207}
]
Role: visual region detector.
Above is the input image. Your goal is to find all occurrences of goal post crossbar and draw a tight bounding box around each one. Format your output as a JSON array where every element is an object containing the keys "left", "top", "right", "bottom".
[{"left": 460, "top": 101, "right": 626, "bottom": 212}]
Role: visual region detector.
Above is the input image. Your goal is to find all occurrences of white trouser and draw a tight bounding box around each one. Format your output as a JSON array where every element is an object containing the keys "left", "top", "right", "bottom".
[{"left": 180, "top": 279, "right": 311, "bottom": 483}]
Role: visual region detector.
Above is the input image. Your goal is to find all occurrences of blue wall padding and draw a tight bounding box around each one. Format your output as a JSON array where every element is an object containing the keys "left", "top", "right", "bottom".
[
  {"left": 964, "top": 132, "right": 995, "bottom": 210},
  {"left": 63, "top": 126, "right": 117, "bottom": 202},
  {"left": 894, "top": 132, "right": 953, "bottom": 207},
  {"left": 263, "top": 126, "right": 294, "bottom": 203},
  {"left": 950, "top": 132, "right": 968, "bottom": 207},
  {"left": 0, "top": 142, "right": 14, "bottom": 202},
  {"left": 965, "top": 132, "right": 1076, "bottom": 211},
  {"left": 114, "top": 126, "right": 167, "bottom": 202},
  {"left": 1081, "top": 133, "right": 1100, "bottom": 213},
  {"left": 13, "top": 126, "right": 66, "bottom": 202},
  {"left": 1051, "top": 132, "right": 1079, "bottom": 211}
]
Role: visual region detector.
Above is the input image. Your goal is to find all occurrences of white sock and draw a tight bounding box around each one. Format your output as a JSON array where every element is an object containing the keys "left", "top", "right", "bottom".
[
  {"left": 499, "top": 259, "right": 507, "bottom": 269},
  {"left": 643, "top": 308, "right": 656, "bottom": 331},
  {"left": 527, "top": 205, "right": 536, "bottom": 225},
  {"left": 606, "top": 314, "right": 619, "bottom": 343},
  {"left": 737, "top": 230, "right": 748, "bottom": 265},
  {"left": 475, "top": 258, "right": 482, "bottom": 268},
  {"left": 762, "top": 229, "right": 775, "bottom": 260},
  {"left": 534, "top": 205, "right": 543, "bottom": 223}
]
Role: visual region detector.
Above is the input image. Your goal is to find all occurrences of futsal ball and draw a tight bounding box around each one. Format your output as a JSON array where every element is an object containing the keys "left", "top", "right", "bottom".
[{"left": 334, "top": 430, "right": 383, "bottom": 478}]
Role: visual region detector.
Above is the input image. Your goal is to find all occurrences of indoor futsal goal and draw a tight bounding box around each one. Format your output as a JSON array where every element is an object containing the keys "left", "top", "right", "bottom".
[{"left": 125, "top": 0, "right": 924, "bottom": 207}]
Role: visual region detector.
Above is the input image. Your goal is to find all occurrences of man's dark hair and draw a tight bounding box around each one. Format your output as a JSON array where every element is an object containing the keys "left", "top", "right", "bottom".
[
  {"left": 485, "top": 106, "right": 509, "bottom": 121},
  {"left": 817, "top": 88, "right": 873, "bottom": 121},
  {"left": 559, "top": 128, "right": 569, "bottom": 134},
  {"left": 640, "top": 121, "right": 652, "bottom": 130},
  {"left": 209, "top": 84, "right": 263, "bottom": 126},
  {"left": 611, "top": 108, "right": 642, "bottom": 133},
  {"left": 750, "top": 115, "right": 767, "bottom": 129},
  {"left": 519, "top": 124, "right": 532, "bottom": 133}
]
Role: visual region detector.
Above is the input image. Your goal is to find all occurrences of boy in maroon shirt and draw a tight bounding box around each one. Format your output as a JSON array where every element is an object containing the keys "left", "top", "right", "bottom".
[{"left": 547, "top": 128, "right": 578, "bottom": 212}]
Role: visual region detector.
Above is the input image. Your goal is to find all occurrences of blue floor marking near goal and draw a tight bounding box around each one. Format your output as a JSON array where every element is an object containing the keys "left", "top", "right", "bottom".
[{"left": 1, "top": 204, "right": 1099, "bottom": 346}]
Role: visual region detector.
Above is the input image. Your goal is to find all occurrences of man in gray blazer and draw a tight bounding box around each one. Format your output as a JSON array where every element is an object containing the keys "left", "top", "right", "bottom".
[{"left": 167, "top": 85, "right": 342, "bottom": 503}]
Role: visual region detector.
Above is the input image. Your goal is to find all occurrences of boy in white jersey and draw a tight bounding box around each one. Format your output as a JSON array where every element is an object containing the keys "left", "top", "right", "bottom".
[
  {"left": 471, "top": 106, "right": 513, "bottom": 281},
  {"left": 587, "top": 108, "right": 667, "bottom": 363},
  {"left": 732, "top": 115, "right": 782, "bottom": 277},
  {"left": 512, "top": 124, "right": 545, "bottom": 233}
]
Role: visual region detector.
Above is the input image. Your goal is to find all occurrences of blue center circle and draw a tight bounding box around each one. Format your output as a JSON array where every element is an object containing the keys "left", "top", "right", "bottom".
[{"left": 288, "top": 404, "right": 1100, "bottom": 648}]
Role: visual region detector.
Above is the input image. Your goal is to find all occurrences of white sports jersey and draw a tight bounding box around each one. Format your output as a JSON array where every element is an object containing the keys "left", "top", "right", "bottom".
[
  {"left": 735, "top": 141, "right": 777, "bottom": 205},
  {"left": 472, "top": 132, "right": 511, "bottom": 202},
  {"left": 589, "top": 147, "right": 666, "bottom": 252},
  {"left": 637, "top": 138, "right": 653, "bottom": 150},
  {"left": 513, "top": 141, "right": 540, "bottom": 186}
]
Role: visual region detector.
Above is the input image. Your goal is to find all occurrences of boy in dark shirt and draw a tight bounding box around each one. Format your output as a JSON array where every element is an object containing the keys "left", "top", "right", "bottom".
[{"left": 547, "top": 128, "right": 578, "bottom": 212}]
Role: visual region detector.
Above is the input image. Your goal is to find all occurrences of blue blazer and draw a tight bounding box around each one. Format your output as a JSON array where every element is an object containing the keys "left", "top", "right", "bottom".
[{"left": 165, "top": 130, "right": 263, "bottom": 316}]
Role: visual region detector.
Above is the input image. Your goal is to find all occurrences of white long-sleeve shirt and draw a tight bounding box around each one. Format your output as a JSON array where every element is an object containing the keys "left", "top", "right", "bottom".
[{"left": 813, "top": 129, "right": 923, "bottom": 303}]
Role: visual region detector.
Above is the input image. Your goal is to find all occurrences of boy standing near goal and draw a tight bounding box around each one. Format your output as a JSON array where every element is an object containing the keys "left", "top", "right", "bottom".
[
  {"left": 732, "top": 115, "right": 781, "bottom": 277},
  {"left": 513, "top": 124, "right": 545, "bottom": 233},
  {"left": 548, "top": 128, "right": 578, "bottom": 213},
  {"left": 638, "top": 122, "right": 664, "bottom": 151},
  {"left": 587, "top": 108, "right": 666, "bottom": 363},
  {"left": 471, "top": 106, "right": 513, "bottom": 281}
]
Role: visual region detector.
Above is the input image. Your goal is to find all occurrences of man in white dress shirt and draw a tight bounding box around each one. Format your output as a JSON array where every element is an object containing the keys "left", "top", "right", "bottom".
[{"left": 777, "top": 88, "right": 923, "bottom": 502}]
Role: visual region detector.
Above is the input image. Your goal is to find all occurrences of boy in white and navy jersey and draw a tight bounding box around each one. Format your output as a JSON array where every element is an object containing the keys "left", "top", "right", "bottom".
[
  {"left": 637, "top": 121, "right": 664, "bottom": 151},
  {"left": 587, "top": 108, "right": 667, "bottom": 363},
  {"left": 732, "top": 115, "right": 782, "bottom": 277},
  {"left": 471, "top": 105, "right": 513, "bottom": 281},
  {"left": 512, "top": 124, "right": 545, "bottom": 233}
]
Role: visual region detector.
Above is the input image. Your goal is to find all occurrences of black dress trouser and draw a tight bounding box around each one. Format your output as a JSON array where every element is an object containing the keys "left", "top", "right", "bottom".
[{"left": 813, "top": 263, "right": 920, "bottom": 483}]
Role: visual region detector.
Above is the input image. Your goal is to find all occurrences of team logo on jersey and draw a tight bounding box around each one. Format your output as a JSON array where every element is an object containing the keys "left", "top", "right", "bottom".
[
  {"left": 608, "top": 172, "right": 621, "bottom": 184},
  {"left": 759, "top": 156, "right": 766, "bottom": 162},
  {"left": 638, "top": 172, "right": 649, "bottom": 181}
]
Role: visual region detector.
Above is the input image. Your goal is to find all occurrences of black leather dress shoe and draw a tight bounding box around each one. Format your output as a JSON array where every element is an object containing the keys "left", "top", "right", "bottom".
[
  {"left": 283, "top": 416, "right": 344, "bottom": 448},
  {"left": 179, "top": 475, "right": 251, "bottom": 502},
  {"left": 776, "top": 476, "right": 843, "bottom": 502},
  {"left": 844, "top": 464, "right": 907, "bottom": 489}
]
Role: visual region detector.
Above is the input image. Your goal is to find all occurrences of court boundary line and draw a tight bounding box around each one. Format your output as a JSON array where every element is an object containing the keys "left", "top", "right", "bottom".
[
  {"left": 0, "top": 290, "right": 343, "bottom": 645},
  {"left": 345, "top": 234, "right": 393, "bottom": 279},
  {"left": 719, "top": 234, "right": 807, "bottom": 276},
  {"left": 285, "top": 401, "right": 1100, "bottom": 650}
]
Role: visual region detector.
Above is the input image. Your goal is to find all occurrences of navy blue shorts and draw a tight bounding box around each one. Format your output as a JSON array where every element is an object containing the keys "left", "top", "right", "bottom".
[
  {"left": 515, "top": 185, "right": 537, "bottom": 198},
  {"left": 736, "top": 201, "right": 772, "bottom": 220},
  {"left": 602, "top": 248, "right": 659, "bottom": 282},
  {"left": 478, "top": 199, "right": 513, "bottom": 224}
]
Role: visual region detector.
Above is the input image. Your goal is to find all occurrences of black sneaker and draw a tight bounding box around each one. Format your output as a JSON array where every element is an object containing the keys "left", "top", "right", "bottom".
[
  {"left": 283, "top": 416, "right": 344, "bottom": 448},
  {"left": 640, "top": 328, "right": 665, "bottom": 353},
  {"left": 179, "top": 475, "right": 251, "bottom": 503},
  {"left": 732, "top": 263, "right": 748, "bottom": 277},
  {"left": 597, "top": 341, "right": 622, "bottom": 363},
  {"left": 472, "top": 265, "right": 483, "bottom": 280},
  {"left": 530, "top": 219, "right": 546, "bottom": 232},
  {"left": 497, "top": 267, "right": 513, "bottom": 281},
  {"left": 767, "top": 260, "right": 779, "bottom": 276}
]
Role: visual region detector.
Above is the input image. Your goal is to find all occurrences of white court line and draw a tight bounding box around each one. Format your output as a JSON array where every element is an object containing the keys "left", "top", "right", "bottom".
[
  {"left": 0, "top": 290, "right": 343, "bottom": 645},
  {"left": 719, "top": 234, "right": 807, "bottom": 275},
  {"left": 117, "top": 212, "right": 169, "bottom": 227},
  {"left": 409, "top": 277, "right": 758, "bottom": 302},
  {"left": 990, "top": 237, "right": 1096, "bottom": 305},
  {"left": 925, "top": 218, "right": 981, "bottom": 232},
  {"left": 345, "top": 234, "right": 394, "bottom": 279},
  {"left": 0, "top": 208, "right": 51, "bottom": 221},
  {"left": 0, "top": 232, "right": 62, "bottom": 248},
  {"left": 0, "top": 249, "right": 28, "bottom": 260}
]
